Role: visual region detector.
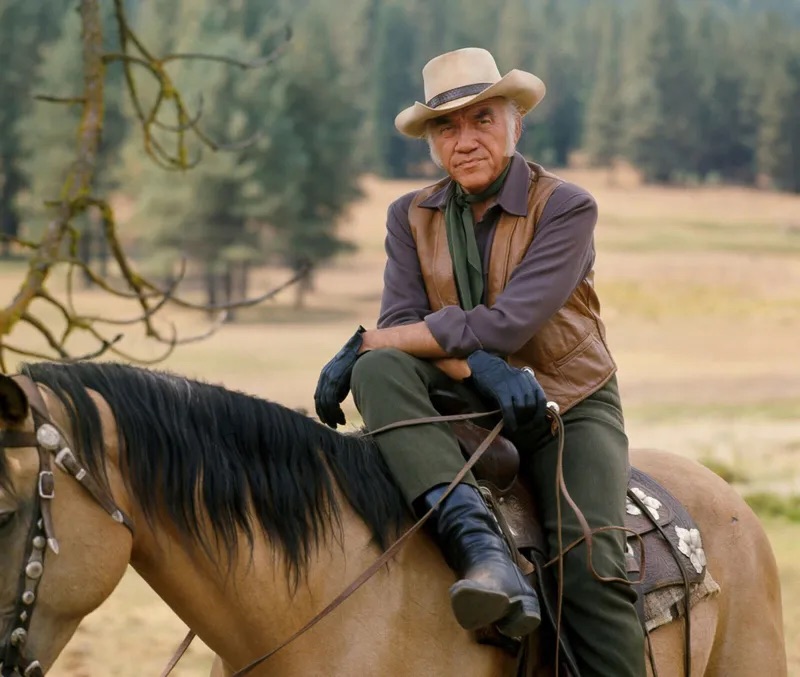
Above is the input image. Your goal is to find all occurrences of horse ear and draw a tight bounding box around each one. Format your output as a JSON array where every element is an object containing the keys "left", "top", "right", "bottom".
[{"left": 0, "top": 375, "right": 29, "bottom": 426}]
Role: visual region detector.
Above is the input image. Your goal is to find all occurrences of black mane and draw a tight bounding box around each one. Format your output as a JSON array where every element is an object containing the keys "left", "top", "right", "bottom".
[{"left": 18, "top": 361, "right": 406, "bottom": 582}]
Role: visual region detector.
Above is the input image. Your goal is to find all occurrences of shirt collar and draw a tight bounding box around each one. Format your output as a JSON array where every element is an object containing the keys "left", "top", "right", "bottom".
[{"left": 418, "top": 152, "right": 530, "bottom": 216}]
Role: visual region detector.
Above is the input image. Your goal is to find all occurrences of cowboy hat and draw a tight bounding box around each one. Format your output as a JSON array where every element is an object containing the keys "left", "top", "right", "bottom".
[{"left": 395, "top": 47, "right": 546, "bottom": 138}]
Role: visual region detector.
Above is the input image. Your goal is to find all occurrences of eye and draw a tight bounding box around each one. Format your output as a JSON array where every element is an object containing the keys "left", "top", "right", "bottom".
[{"left": 0, "top": 509, "right": 15, "bottom": 531}]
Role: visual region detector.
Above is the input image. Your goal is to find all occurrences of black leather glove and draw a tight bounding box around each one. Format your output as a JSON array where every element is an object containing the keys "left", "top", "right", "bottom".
[
  {"left": 314, "top": 326, "right": 366, "bottom": 429},
  {"left": 466, "top": 350, "right": 546, "bottom": 432}
]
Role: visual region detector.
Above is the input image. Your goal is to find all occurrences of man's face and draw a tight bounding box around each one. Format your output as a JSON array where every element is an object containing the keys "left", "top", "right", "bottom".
[{"left": 428, "top": 97, "right": 519, "bottom": 194}]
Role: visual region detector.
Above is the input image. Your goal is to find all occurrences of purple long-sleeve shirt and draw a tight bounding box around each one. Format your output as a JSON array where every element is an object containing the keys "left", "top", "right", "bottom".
[{"left": 377, "top": 153, "right": 598, "bottom": 358}]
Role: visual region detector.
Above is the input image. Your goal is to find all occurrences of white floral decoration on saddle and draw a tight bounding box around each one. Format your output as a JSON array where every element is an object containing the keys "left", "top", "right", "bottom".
[
  {"left": 675, "top": 526, "right": 707, "bottom": 574},
  {"left": 625, "top": 487, "right": 662, "bottom": 521}
]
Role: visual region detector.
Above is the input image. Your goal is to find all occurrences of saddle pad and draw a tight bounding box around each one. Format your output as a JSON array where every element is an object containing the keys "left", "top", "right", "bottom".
[
  {"left": 625, "top": 467, "right": 708, "bottom": 595},
  {"left": 644, "top": 569, "right": 721, "bottom": 632}
]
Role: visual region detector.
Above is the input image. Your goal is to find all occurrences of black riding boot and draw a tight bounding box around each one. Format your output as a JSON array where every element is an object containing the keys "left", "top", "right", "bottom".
[{"left": 416, "top": 483, "right": 541, "bottom": 637}]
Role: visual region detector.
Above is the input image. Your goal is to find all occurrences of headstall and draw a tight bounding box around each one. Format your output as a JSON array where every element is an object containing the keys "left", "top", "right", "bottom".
[{"left": 0, "top": 376, "right": 133, "bottom": 677}]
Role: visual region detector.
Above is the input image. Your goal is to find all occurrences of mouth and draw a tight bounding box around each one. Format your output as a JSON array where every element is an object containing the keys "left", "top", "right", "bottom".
[{"left": 456, "top": 158, "right": 484, "bottom": 170}]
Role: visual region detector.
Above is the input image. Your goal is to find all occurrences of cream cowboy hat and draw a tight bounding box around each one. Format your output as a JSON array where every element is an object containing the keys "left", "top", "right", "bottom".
[{"left": 395, "top": 47, "right": 546, "bottom": 139}]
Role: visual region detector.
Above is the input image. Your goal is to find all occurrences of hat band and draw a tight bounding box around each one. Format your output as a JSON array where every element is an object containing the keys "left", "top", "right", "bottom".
[{"left": 426, "top": 82, "right": 494, "bottom": 109}]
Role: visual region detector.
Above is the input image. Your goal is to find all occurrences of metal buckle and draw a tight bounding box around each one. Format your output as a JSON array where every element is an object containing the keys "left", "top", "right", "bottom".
[{"left": 37, "top": 472, "right": 55, "bottom": 500}]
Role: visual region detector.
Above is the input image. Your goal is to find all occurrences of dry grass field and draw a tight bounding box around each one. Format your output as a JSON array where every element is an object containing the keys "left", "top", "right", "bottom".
[{"left": 2, "top": 168, "right": 799, "bottom": 675}]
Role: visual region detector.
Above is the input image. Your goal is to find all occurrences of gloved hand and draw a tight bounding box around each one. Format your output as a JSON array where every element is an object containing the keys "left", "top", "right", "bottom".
[
  {"left": 314, "top": 326, "right": 366, "bottom": 428},
  {"left": 466, "top": 350, "right": 546, "bottom": 432}
]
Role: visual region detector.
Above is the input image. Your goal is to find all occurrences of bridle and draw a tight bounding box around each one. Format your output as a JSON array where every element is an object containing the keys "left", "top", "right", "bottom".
[{"left": 0, "top": 376, "right": 134, "bottom": 677}]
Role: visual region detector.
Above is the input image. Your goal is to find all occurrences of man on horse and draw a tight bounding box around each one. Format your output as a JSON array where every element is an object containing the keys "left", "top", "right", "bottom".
[{"left": 315, "top": 47, "right": 645, "bottom": 676}]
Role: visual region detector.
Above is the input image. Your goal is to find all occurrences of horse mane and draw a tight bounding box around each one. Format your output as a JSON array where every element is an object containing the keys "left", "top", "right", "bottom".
[{"left": 19, "top": 361, "right": 406, "bottom": 584}]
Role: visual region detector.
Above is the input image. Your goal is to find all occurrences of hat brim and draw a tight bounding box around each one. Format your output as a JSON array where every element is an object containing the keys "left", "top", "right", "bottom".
[{"left": 394, "top": 69, "right": 546, "bottom": 138}]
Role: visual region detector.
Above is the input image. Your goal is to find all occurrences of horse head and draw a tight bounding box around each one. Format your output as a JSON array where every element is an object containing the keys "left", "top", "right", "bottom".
[{"left": 0, "top": 374, "right": 133, "bottom": 676}]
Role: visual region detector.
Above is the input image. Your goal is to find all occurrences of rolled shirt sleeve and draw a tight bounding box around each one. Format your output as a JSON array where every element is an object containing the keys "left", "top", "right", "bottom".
[
  {"left": 377, "top": 193, "right": 432, "bottom": 328},
  {"left": 424, "top": 184, "right": 598, "bottom": 357}
]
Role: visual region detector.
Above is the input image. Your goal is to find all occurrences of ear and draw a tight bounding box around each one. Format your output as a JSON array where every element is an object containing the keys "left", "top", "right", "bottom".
[{"left": 0, "top": 375, "right": 29, "bottom": 426}]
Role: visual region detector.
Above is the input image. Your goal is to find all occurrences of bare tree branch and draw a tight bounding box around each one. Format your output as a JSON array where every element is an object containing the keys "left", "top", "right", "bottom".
[
  {"left": 143, "top": 264, "right": 311, "bottom": 312},
  {"left": 0, "top": 234, "right": 40, "bottom": 249},
  {"left": 33, "top": 94, "right": 87, "bottom": 105},
  {"left": 0, "top": 0, "right": 298, "bottom": 371}
]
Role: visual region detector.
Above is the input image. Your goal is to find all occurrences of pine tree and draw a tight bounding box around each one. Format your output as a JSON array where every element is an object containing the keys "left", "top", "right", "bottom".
[
  {"left": 583, "top": 7, "right": 623, "bottom": 167},
  {"left": 17, "top": 9, "right": 88, "bottom": 234},
  {"left": 687, "top": 2, "right": 755, "bottom": 182},
  {"left": 621, "top": 0, "right": 701, "bottom": 182},
  {"left": 239, "top": 0, "right": 368, "bottom": 305},
  {"left": 16, "top": 5, "right": 129, "bottom": 279},
  {"left": 757, "top": 50, "right": 800, "bottom": 192},
  {"left": 122, "top": 1, "right": 259, "bottom": 307},
  {"left": 520, "top": 1, "right": 583, "bottom": 165},
  {"left": 370, "top": 1, "right": 419, "bottom": 177},
  {"left": 0, "top": 0, "right": 72, "bottom": 256},
  {"left": 494, "top": 0, "right": 533, "bottom": 71}
]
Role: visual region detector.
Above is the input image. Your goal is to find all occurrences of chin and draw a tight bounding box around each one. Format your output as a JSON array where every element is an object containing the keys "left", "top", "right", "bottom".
[{"left": 452, "top": 166, "right": 487, "bottom": 188}]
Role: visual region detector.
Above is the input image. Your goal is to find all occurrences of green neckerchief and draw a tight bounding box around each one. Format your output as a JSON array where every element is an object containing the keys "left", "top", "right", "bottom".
[{"left": 444, "top": 160, "right": 512, "bottom": 310}]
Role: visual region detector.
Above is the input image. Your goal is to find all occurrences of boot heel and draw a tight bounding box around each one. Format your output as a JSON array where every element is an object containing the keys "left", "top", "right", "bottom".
[
  {"left": 449, "top": 582, "right": 510, "bottom": 630},
  {"left": 496, "top": 595, "right": 541, "bottom": 638}
]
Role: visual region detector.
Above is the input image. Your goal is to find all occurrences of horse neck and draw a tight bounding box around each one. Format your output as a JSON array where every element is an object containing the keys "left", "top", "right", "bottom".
[{"left": 128, "top": 488, "right": 513, "bottom": 675}]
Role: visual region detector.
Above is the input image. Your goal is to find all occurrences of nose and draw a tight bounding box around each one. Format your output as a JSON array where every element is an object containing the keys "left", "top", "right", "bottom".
[{"left": 454, "top": 125, "right": 479, "bottom": 153}]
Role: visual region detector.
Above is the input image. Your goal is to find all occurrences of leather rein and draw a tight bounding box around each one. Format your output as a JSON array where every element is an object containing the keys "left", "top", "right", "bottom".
[
  {"left": 162, "top": 408, "right": 511, "bottom": 677},
  {"left": 0, "top": 376, "right": 134, "bottom": 677}
]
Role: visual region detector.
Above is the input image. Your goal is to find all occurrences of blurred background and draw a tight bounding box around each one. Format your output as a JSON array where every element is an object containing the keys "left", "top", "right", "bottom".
[{"left": 1, "top": 0, "right": 799, "bottom": 674}]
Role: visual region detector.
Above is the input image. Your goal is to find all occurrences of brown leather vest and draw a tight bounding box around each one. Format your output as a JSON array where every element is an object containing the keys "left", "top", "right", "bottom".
[{"left": 408, "top": 162, "right": 616, "bottom": 413}]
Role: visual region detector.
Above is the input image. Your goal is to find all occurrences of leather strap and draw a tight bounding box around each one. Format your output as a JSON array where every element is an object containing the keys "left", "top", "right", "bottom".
[
  {"left": 159, "top": 409, "right": 506, "bottom": 677},
  {"left": 12, "top": 375, "right": 52, "bottom": 426},
  {"left": 0, "top": 430, "right": 39, "bottom": 447},
  {"left": 10, "top": 376, "right": 134, "bottom": 534},
  {"left": 16, "top": 376, "right": 60, "bottom": 553},
  {"left": 227, "top": 417, "right": 506, "bottom": 677},
  {"left": 158, "top": 630, "right": 197, "bottom": 677},
  {"left": 537, "top": 410, "right": 649, "bottom": 677},
  {"left": 365, "top": 409, "right": 501, "bottom": 435},
  {"left": 51, "top": 446, "right": 133, "bottom": 530}
]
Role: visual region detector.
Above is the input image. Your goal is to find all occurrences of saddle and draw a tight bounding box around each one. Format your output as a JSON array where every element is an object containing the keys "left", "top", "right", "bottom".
[{"left": 430, "top": 391, "right": 712, "bottom": 675}]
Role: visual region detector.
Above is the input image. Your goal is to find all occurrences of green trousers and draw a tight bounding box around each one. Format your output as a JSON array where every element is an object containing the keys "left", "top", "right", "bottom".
[{"left": 351, "top": 348, "right": 646, "bottom": 677}]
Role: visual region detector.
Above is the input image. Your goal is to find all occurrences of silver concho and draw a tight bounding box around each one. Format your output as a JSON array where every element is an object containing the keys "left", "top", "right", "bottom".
[
  {"left": 10, "top": 628, "right": 27, "bottom": 646},
  {"left": 25, "top": 561, "right": 43, "bottom": 580},
  {"left": 35, "top": 424, "right": 61, "bottom": 450}
]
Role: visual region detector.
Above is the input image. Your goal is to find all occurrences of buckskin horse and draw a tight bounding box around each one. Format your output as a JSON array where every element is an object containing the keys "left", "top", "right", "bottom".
[{"left": 0, "top": 362, "right": 786, "bottom": 676}]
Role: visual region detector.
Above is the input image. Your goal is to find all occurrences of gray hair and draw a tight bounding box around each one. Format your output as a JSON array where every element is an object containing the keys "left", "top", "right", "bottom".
[{"left": 425, "top": 99, "right": 522, "bottom": 168}]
